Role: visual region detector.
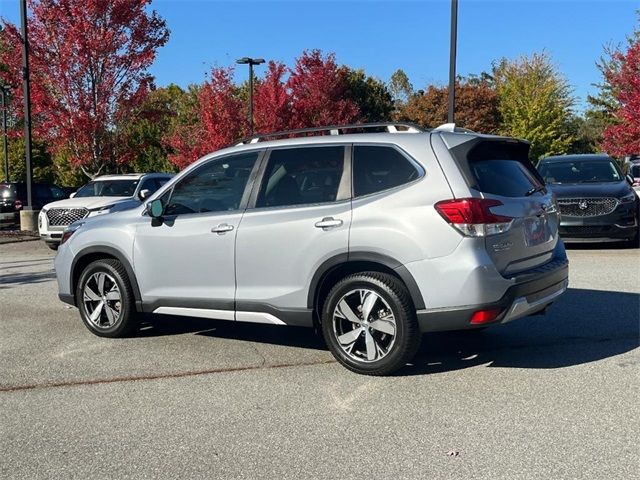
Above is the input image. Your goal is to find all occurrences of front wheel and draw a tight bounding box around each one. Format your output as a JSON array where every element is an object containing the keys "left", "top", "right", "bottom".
[
  {"left": 46, "top": 243, "right": 58, "bottom": 251},
  {"left": 321, "top": 272, "right": 421, "bottom": 376},
  {"left": 76, "top": 258, "right": 138, "bottom": 337}
]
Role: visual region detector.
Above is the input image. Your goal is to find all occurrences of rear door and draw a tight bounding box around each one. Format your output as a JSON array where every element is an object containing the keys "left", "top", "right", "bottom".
[
  {"left": 448, "top": 138, "right": 559, "bottom": 275},
  {"left": 235, "top": 145, "right": 351, "bottom": 317}
]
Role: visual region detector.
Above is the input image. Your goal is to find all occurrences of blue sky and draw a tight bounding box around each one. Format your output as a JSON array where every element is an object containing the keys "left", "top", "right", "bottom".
[{"left": 1, "top": 0, "right": 638, "bottom": 111}]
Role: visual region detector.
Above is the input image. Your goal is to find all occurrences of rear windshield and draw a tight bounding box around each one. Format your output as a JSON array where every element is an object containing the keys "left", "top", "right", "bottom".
[
  {"left": 449, "top": 139, "right": 544, "bottom": 198},
  {"left": 75, "top": 180, "right": 139, "bottom": 197},
  {"left": 538, "top": 160, "right": 622, "bottom": 184}
]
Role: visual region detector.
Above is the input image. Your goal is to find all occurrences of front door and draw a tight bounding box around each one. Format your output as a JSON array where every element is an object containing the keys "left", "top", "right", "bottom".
[{"left": 134, "top": 151, "right": 261, "bottom": 314}]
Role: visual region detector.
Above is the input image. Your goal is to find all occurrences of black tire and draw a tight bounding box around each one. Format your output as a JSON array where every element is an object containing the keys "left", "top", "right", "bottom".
[
  {"left": 321, "top": 272, "right": 421, "bottom": 376},
  {"left": 630, "top": 228, "right": 640, "bottom": 248},
  {"left": 75, "top": 258, "right": 138, "bottom": 338},
  {"left": 46, "top": 243, "right": 58, "bottom": 251}
]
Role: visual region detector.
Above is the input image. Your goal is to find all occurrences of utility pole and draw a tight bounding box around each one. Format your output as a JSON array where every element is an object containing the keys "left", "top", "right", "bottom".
[
  {"left": 236, "top": 57, "right": 265, "bottom": 136},
  {"left": 20, "top": 0, "right": 34, "bottom": 208},
  {"left": 448, "top": 0, "right": 459, "bottom": 124}
]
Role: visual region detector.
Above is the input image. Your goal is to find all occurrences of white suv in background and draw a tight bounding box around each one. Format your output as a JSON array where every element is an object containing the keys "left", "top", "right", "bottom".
[{"left": 39, "top": 173, "right": 172, "bottom": 250}]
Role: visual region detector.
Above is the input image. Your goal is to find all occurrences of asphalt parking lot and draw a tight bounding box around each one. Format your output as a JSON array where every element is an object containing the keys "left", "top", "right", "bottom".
[{"left": 1, "top": 240, "right": 638, "bottom": 479}]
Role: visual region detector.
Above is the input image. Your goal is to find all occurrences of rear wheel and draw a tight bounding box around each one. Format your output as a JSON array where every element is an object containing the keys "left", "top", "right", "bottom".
[
  {"left": 76, "top": 259, "right": 138, "bottom": 337},
  {"left": 321, "top": 272, "right": 421, "bottom": 376}
]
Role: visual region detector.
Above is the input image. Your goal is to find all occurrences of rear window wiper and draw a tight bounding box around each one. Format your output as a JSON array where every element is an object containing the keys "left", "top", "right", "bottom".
[{"left": 525, "top": 186, "right": 546, "bottom": 196}]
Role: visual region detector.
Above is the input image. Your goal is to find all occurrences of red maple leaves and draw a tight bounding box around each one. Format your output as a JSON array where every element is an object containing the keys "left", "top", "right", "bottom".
[
  {"left": 166, "top": 50, "right": 361, "bottom": 168},
  {"left": 601, "top": 38, "right": 640, "bottom": 157}
]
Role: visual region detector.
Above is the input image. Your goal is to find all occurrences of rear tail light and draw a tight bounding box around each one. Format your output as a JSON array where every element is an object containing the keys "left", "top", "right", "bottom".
[
  {"left": 14, "top": 200, "right": 22, "bottom": 210},
  {"left": 470, "top": 308, "right": 503, "bottom": 324},
  {"left": 434, "top": 198, "right": 513, "bottom": 237}
]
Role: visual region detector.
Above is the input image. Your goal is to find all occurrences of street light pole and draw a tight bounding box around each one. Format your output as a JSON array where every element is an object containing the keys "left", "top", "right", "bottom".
[
  {"left": 0, "top": 86, "right": 9, "bottom": 182},
  {"left": 236, "top": 57, "right": 265, "bottom": 136},
  {"left": 20, "top": 0, "right": 34, "bottom": 209},
  {"left": 448, "top": 0, "right": 459, "bottom": 124}
]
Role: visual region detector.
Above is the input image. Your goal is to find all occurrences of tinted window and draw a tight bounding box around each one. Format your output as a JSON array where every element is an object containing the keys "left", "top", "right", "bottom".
[
  {"left": 538, "top": 160, "right": 622, "bottom": 184},
  {"left": 471, "top": 160, "right": 543, "bottom": 197},
  {"left": 353, "top": 146, "right": 420, "bottom": 197},
  {"left": 50, "top": 185, "right": 66, "bottom": 200},
  {"left": 631, "top": 165, "right": 640, "bottom": 178},
  {"left": 34, "top": 184, "right": 53, "bottom": 203},
  {"left": 256, "top": 146, "right": 344, "bottom": 208},
  {"left": 75, "top": 180, "right": 139, "bottom": 197},
  {"left": 164, "top": 152, "right": 259, "bottom": 215}
]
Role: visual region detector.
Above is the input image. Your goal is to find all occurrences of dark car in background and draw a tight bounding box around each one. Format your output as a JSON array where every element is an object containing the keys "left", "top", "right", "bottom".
[
  {"left": 0, "top": 182, "right": 68, "bottom": 228},
  {"left": 537, "top": 154, "right": 639, "bottom": 246}
]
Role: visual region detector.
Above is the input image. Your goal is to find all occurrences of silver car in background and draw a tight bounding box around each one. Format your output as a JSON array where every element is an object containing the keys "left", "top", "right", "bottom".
[{"left": 54, "top": 123, "right": 568, "bottom": 375}]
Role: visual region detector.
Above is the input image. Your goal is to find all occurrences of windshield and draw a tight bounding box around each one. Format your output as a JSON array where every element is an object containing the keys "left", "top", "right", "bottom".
[
  {"left": 538, "top": 160, "right": 622, "bottom": 184},
  {"left": 75, "top": 180, "right": 138, "bottom": 197}
]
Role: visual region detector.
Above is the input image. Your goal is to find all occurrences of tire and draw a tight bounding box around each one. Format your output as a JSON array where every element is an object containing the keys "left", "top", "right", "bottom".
[
  {"left": 630, "top": 228, "right": 640, "bottom": 248},
  {"left": 321, "top": 272, "right": 421, "bottom": 376},
  {"left": 46, "top": 243, "right": 58, "bottom": 251},
  {"left": 75, "top": 258, "right": 138, "bottom": 338}
]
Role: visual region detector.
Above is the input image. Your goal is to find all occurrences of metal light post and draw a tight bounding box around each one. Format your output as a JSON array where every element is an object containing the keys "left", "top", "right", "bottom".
[
  {"left": 0, "top": 85, "right": 10, "bottom": 182},
  {"left": 20, "top": 0, "right": 34, "bottom": 209},
  {"left": 236, "top": 57, "right": 265, "bottom": 136},
  {"left": 447, "top": 0, "right": 459, "bottom": 124}
]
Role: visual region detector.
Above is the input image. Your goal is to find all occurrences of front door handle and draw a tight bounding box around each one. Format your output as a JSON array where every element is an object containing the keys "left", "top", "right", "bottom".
[
  {"left": 315, "top": 217, "right": 343, "bottom": 230},
  {"left": 211, "top": 223, "right": 234, "bottom": 234}
]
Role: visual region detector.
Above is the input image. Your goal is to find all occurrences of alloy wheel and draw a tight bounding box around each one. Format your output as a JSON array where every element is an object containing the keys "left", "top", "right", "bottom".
[
  {"left": 332, "top": 288, "right": 397, "bottom": 363},
  {"left": 82, "top": 272, "right": 122, "bottom": 329}
]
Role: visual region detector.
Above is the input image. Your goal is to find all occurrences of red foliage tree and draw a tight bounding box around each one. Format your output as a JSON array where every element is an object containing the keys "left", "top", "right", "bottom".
[
  {"left": 287, "top": 50, "right": 360, "bottom": 129},
  {"left": 166, "top": 68, "right": 246, "bottom": 169},
  {"left": 253, "top": 61, "right": 291, "bottom": 134},
  {"left": 601, "top": 36, "right": 640, "bottom": 157},
  {"left": 0, "top": 0, "right": 169, "bottom": 178}
]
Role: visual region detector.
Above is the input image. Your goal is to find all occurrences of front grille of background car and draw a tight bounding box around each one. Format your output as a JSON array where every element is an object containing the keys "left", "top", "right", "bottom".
[
  {"left": 46, "top": 208, "right": 89, "bottom": 226},
  {"left": 557, "top": 197, "right": 617, "bottom": 217},
  {"left": 561, "top": 225, "right": 612, "bottom": 236}
]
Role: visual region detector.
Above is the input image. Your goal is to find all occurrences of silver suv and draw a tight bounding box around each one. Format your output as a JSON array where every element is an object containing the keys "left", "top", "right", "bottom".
[{"left": 54, "top": 123, "right": 569, "bottom": 375}]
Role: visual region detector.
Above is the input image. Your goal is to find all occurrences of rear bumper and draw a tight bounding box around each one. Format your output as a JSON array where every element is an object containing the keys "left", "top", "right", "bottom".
[
  {"left": 417, "top": 257, "right": 569, "bottom": 332},
  {"left": 559, "top": 203, "right": 638, "bottom": 242}
]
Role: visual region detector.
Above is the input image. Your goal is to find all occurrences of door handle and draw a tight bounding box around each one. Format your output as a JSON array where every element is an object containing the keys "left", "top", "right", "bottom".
[
  {"left": 315, "top": 217, "right": 343, "bottom": 230},
  {"left": 211, "top": 223, "right": 234, "bottom": 234}
]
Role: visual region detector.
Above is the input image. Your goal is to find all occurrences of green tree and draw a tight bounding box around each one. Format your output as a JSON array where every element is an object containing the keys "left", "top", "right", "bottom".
[
  {"left": 120, "top": 84, "right": 198, "bottom": 174},
  {"left": 389, "top": 69, "right": 413, "bottom": 105},
  {"left": 493, "top": 53, "right": 576, "bottom": 161},
  {"left": 1, "top": 136, "right": 54, "bottom": 183},
  {"left": 343, "top": 68, "right": 394, "bottom": 122}
]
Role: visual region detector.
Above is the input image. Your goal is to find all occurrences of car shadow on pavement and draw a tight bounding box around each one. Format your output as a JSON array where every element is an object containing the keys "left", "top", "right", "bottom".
[
  {"left": 0, "top": 270, "right": 57, "bottom": 288},
  {"left": 402, "top": 287, "right": 639, "bottom": 376},
  {"left": 135, "top": 287, "right": 639, "bottom": 374}
]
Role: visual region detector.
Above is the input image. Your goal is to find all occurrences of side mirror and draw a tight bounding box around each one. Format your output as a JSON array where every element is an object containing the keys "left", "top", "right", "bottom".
[
  {"left": 69, "top": 192, "right": 76, "bottom": 198},
  {"left": 626, "top": 174, "right": 635, "bottom": 185},
  {"left": 148, "top": 199, "right": 164, "bottom": 219},
  {"left": 138, "top": 189, "right": 151, "bottom": 200}
]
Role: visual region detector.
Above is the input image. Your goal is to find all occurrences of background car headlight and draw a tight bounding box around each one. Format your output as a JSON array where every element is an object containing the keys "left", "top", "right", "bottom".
[{"left": 620, "top": 193, "right": 637, "bottom": 204}]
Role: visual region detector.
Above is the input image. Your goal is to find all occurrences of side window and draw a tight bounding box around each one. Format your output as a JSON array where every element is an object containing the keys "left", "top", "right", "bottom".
[
  {"left": 35, "top": 184, "right": 53, "bottom": 203},
  {"left": 256, "top": 146, "right": 344, "bottom": 208},
  {"left": 353, "top": 146, "right": 421, "bottom": 197},
  {"left": 50, "top": 185, "right": 66, "bottom": 200},
  {"left": 164, "top": 152, "right": 259, "bottom": 216},
  {"left": 139, "top": 178, "right": 164, "bottom": 196}
]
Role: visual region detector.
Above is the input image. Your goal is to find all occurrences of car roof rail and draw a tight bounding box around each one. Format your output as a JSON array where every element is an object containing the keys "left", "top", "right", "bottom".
[
  {"left": 432, "top": 122, "right": 477, "bottom": 134},
  {"left": 235, "top": 122, "right": 425, "bottom": 145}
]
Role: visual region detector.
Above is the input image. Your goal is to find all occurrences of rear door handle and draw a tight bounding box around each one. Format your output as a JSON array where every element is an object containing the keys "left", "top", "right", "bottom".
[
  {"left": 211, "top": 223, "right": 234, "bottom": 234},
  {"left": 315, "top": 217, "right": 343, "bottom": 230}
]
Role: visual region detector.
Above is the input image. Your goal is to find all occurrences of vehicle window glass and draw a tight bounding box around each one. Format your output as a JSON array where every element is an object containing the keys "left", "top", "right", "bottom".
[
  {"left": 471, "top": 160, "right": 543, "bottom": 197},
  {"left": 50, "top": 185, "right": 66, "bottom": 200},
  {"left": 353, "top": 146, "right": 420, "bottom": 197},
  {"left": 631, "top": 165, "right": 640, "bottom": 177},
  {"left": 139, "top": 178, "right": 159, "bottom": 196},
  {"left": 256, "top": 146, "right": 344, "bottom": 208},
  {"left": 35, "top": 184, "right": 53, "bottom": 202},
  {"left": 164, "top": 152, "right": 259, "bottom": 215},
  {"left": 538, "top": 160, "right": 622, "bottom": 184},
  {"left": 0, "top": 184, "right": 16, "bottom": 199},
  {"left": 75, "top": 180, "right": 139, "bottom": 197}
]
